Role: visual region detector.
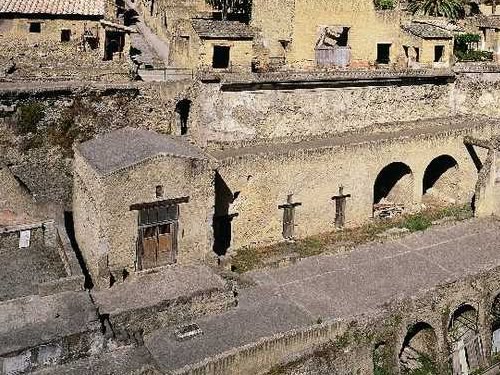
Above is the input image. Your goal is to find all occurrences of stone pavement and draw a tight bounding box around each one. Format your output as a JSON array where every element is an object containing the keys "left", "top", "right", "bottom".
[{"left": 145, "top": 218, "right": 500, "bottom": 372}]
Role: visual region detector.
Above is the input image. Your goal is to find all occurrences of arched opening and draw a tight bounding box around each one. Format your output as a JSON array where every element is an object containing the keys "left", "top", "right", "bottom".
[
  {"left": 175, "top": 99, "right": 191, "bottom": 136},
  {"left": 373, "top": 162, "right": 414, "bottom": 217},
  {"left": 399, "top": 322, "right": 439, "bottom": 374},
  {"left": 491, "top": 294, "right": 500, "bottom": 357},
  {"left": 423, "top": 155, "right": 460, "bottom": 206},
  {"left": 448, "top": 304, "right": 484, "bottom": 375}
]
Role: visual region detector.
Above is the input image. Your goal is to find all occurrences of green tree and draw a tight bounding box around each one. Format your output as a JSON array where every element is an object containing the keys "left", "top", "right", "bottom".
[
  {"left": 204, "top": 0, "right": 252, "bottom": 21},
  {"left": 408, "top": 0, "right": 465, "bottom": 19}
]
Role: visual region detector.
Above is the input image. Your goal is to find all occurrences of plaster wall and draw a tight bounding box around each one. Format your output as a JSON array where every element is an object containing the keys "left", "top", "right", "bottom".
[{"left": 215, "top": 126, "right": 489, "bottom": 250}]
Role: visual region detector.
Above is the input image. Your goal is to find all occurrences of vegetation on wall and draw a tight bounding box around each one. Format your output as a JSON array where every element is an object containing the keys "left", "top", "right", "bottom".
[
  {"left": 375, "top": 0, "right": 396, "bottom": 10},
  {"left": 204, "top": 0, "right": 252, "bottom": 22},
  {"left": 408, "top": 0, "right": 464, "bottom": 19}
]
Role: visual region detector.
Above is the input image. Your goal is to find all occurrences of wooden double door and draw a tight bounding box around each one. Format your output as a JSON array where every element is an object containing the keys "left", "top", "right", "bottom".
[{"left": 137, "top": 204, "right": 178, "bottom": 270}]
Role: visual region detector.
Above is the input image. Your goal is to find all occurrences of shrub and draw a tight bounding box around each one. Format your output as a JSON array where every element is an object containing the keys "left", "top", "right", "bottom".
[
  {"left": 16, "top": 102, "right": 45, "bottom": 134},
  {"left": 375, "top": 0, "right": 395, "bottom": 10},
  {"left": 455, "top": 50, "right": 493, "bottom": 62}
]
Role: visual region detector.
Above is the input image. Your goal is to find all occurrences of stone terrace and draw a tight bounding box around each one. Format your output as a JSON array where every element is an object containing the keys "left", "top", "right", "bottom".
[{"left": 145, "top": 218, "right": 500, "bottom": 373}]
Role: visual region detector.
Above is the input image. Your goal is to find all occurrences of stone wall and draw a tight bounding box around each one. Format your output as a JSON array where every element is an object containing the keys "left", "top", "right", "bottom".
[
  {"left": 0, "top": 81, "right": 195, "bottom": 208},
  {"left": 193, "top": 76, "right": 453, "bottom": 146},
  {"left": 213, "top": 119, "right": 491, "bottom": 250},
  {"left": 251, "top": 0, "right": 405, "bottom": 69},
  {"left": 0, "top": 18, "right": 130, "bottom": 82}
]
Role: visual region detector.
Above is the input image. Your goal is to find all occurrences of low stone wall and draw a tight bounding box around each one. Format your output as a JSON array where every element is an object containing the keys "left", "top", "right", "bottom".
[{"left": 108, "top": 287, "right": 236, "bottom": 336}]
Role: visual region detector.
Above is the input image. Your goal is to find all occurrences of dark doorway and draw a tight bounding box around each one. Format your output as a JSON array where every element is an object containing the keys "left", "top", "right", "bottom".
[
  {"left": 434, "top": 45, "right": 445, "bottom": 62},
  {"left": 213, "top": 172, "right": 237, "bottom": 256},
  {"left": 213, "top": 46, "right": 230, "bottom": 69},
  {"left": 376, "top": 43, "right": 391, "bottom": 64},
  {"left": 104, "top": 31, "right": 125, "bottom": 61},
  {"left": 175, "top": 99, "right": 191, "bottom": 135},
  {"left": 61, "top": 29, "right": 71, "bottom": 42}
]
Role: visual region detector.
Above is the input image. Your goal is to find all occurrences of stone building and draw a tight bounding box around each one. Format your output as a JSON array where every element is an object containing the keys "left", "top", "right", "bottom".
[
  {"left": 0, "top": 0, "right": 133, "bottom": 79},
  {"left": 401, "top": 21, "right": 454, "bottom": 68},
  {"left": 73, "top": 127, "right": 215, "bottom": 288},
  {"left": 169, "top": 18, "right": 254, "bottom": 72}
]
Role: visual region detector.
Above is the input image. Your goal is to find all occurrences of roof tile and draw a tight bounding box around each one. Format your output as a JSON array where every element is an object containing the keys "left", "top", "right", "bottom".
[{"left": 0, "top": 0, "right": 105, "bottom": 17}]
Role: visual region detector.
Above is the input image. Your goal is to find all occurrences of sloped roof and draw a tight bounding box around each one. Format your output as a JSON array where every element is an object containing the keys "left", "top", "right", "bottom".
[
  {"left": 402, "top": 22, "right": 453, "bottom": 39},
  {"left": 77, "top": 127, "right": 209, "bottom": 175},
  {"left": 0, "top": 0, "right": 105, "bottom": 17},
  {"left": 192, "top": 19, "right": 254, "bottom": 39}
]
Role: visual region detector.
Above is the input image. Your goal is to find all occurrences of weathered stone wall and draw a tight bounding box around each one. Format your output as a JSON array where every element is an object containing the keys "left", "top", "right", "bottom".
[
  {"left": 74, "top": 151, "right": 216, "bottom": 288},
  {"left": 102, "top": 156, "right": 215, "bottom": 273},
  {"left": 0, "top": 18, "right": 130, "bottom": 82},
  {"left": 0, "top": 81, "right": 195, "bottom": 208},
  {"left": 251, "top": 0, "right": 405, "bottom": 69},
  {"left": 193, "top": 78, "right": 453, "bottom": 145},
  {"left": 213, "top": 120, "right": 491, "bottom": 250}
]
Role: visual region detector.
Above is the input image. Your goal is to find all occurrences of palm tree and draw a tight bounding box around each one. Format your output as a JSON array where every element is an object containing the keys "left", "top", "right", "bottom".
[{"left": 408, "top": 0, "right": 465, "bottom": 19}]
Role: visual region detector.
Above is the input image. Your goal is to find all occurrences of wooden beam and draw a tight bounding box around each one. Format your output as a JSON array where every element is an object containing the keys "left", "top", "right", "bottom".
[{"left": 130, "top": 197, "right": 189, "bottom": 211}]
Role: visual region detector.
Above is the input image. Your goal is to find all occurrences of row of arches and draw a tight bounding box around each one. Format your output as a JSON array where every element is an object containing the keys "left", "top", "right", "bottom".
[
  {"left": 374, "top": 155, "right": 461, "bottom": 214},
  {"left": 376, "top": 297, "right": 500, "bottom": 375}
]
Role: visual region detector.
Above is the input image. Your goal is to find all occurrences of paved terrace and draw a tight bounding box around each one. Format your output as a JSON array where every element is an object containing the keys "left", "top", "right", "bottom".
[
  {"left": 209, "top": 115, "right": 498, "bottom": 160},
  {"left": 146, "top": 218, "right": 500, "bottom": 372}
]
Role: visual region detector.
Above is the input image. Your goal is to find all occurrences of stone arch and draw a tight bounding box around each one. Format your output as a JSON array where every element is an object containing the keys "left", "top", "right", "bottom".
[
  {"left": 373, "top": 162, "right": 414, "bottom": 214},
  {"left": 399, "top": 322, "right": 439, "bottom": 374},
  {"left": 448, "top": 304, "right": 485, "bottom": 375},
  {"left": 422, "top": 155, "right": 460, "bottom": 206}
]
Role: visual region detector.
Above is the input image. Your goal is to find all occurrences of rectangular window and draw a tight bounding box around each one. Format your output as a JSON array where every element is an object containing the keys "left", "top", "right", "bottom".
[
  {"left": 213, "top": 45, "right": 230, "bottom": 69},
  {"left": 414, "top": 47, "right": 420, "bottom": 62},
  {"left": 376, "top": 43, "right": 391, "bottom": 64},
  {"left": 29, "top": 22, "right": 41, "bottom": 33},
  {"left": 434, "top": 45, "right": 444, "bottom": 62},
  {"left": 61, "top": 29, "right": 71, "bottom": 42}
]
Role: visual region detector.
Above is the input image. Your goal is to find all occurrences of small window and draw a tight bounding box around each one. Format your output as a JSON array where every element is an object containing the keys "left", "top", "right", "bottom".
[
  {"left": 376, "top": 43, "right": 391, "bottom": 64},
  {"left": 29, "top": 22, "right": 41, "bottom": 33},
  {"left": 403, "top": 45, "right": 409, "bottom": 58},
  {"left": 434, "top": 45, "right": 444, "bottom": 62},
  {"left": 213, "top": 46, "right": 230, "bottom": 69},
  {"left": 414, "top": 47, "right": 420, "bottom": 62},
  {"left": 156, "top": 185, "right": 163, "bottom": 198},
  {"left": 61, "top": 29, "right": 71, "bottom": 42}
]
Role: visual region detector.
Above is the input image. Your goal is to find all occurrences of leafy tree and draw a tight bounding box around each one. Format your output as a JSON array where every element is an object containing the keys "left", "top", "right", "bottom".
[
  {"left": 204, "top": 0, "right": 252, "bottom": 21},
  {"left": 408, "top": 0, "right": 465, "bottom": 19}
]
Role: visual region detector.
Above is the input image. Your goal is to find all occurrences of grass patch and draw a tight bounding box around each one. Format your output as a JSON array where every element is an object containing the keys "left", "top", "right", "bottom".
[{"left": 231, "top": 204, "right": 473, "bottom": 273}]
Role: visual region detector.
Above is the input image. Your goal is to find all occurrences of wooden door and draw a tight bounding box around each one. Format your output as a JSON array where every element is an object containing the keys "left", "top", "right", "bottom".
[
  {"left": 140, "top": 226, "right": 157, "bottom": 270},
  {"left": 157, "top": 223, "right": 176, "bottom": 265}
]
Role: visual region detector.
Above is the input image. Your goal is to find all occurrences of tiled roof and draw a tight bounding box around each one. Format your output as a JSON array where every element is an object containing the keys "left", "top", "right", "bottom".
[
  {"left": 192, "top": 19, "right": 254, "bottom": 39},
  {"left": 402, "top": 22, "right": 453, "bottom": 39},
  {"left": 476, "top": 15, "right": 500, "bottom": 29},
  {"left": 77, "top": 127, "right": 209, "bottom": 175},
  {"left": 0, "top": 0, "right": 105, "bottom": 17}
]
